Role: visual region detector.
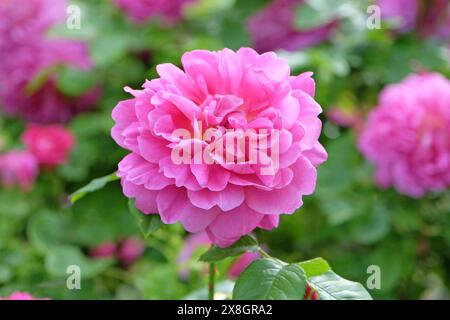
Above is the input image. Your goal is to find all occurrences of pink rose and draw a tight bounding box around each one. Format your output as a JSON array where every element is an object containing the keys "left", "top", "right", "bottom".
[
  {"left": 377, "top": 0, "right": 419, "bottom": 32},
  {"left": 112, "top": 48, "right": 327, "bottom": 247},
  {"left": 118, "top": 237, "right": 145, "bottom": 267},
  {"left": 22, "top": 124, "right": 75, "bottom": 166},
  {"left": 0, "top": 291, "right": 49, "bottom": 300},
  {"left": 0, "top": 0, "right": 97, "bottom": 123},
  {"left": 89, "top": 242, "right": 117, "bottom": 259},
  {"left": 114, "top": 0, "right": 195, "bottom": 24},
  {"left": 227, "top": 251, "right": 260, "bottom": 279},
  {"left": 0, "top": 150, "right": 39, "bottom": 191},
  {"left": 377, "top": 0, "right": 450, "bottom": 41},
  {"left": 247, "top": 0, "right": 337, "bottom": 53},
  {"left": 359, "top": 72, "right": 450, "bottom": 198}
]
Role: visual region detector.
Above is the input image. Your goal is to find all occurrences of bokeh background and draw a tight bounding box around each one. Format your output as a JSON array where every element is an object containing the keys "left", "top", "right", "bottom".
[{"left": 0, "top": 0, "right": 449, "bottom": 300}]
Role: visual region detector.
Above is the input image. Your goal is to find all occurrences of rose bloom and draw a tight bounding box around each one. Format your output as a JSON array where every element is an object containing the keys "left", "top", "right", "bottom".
[
  {"left": 247, "top": 0, "right": 337, "bottom": 53},
  {"left": 22, "top": 124, "right": 75, "bottom": 166},
  {"left": 89, "top": 242, "right": 117, "bottom": 259},
  {"left": 377, "top": 0, "right": 450, "bottom": 41},
  {"left": 0, "top": 0, "right": 97, "bottom": 123},
  {"left": 112, "top": 48, "right": 327, "bottom": 247},
  {"left": 359, "top": 72, "right": 450, "bottom": 198},
  {"left": 118, "top": 237, "right": 145, "bottom": 267},
  {"left": 227, "top": 251, "right": 261, "bottom": 279},
  {"left": 114, "top": 0, "right": 194, "bottom": 24},
  {"left": 0, "top": 150, "right": 39, "bottom": 191},
  {"left": 0, "top": 291, "right": 48, "bottom": 300}
]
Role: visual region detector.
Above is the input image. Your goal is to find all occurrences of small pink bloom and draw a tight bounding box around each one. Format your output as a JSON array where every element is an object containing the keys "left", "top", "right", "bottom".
[
  {"left": 89, "top": 242, "right": 117, "bottom": 259},
  {"left": 0, "top": 150, "right": 39, "bottom": 191},
  {"left": 359, "top": 72, "right": 450, "bottom": 198},
  {"left": 177, "top": 232, "right": 260, "bottom": 279},
  {"left": 326, "top": 106, "right": 363, "bottom": 131},
  {"left": 247, "top": 0, "right": 337, "bottom": 53},
  {"left": 228, "top": 251, "right": 260, "bottom": 279},
  {"left": 22, "top": 124, "right": 75, "bottom": 166},
  {"left": 112, "top": 48, "right": 327, "bottom": 247},
  {"left": 377, "top": 0, "right": 419, "bottom": 32},
  {"left": 303, "top": 284, "right": 319, "bottom": 300},
  {"left": 177, "top": 232, "right": 211, "bottom": 279},
  {"left": 114, "top": 0, "right": 195, "bottom": 24},
  {"left": 118, "top": 237, "right": 145, "bottom": 267},
  {"left": 1, "top": 291, "right": 49, "bottom": 300},
  {"left": 377, "top": 0, "right": 450, "bottom": 41},
  {"left": 0, "top": 0, "right": 96, "bottom": 123}
]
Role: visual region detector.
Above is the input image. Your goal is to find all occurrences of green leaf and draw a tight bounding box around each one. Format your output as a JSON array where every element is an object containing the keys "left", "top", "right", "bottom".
[
  {"left": 298, "top": 257, "right": 331, "bottom": 278},
  {"left": 295, "top": 4, "right": 335, "bottom": 30},
  {"left": 25, "top": 65, "right": 58, "bottom": 95},
  {"left": 199, "top": 235, "right": 258, "bottom": 262},
  {"left": 27, "top": 211, "right": 71, "bottom": 251},
  {"left": 128, "top": 199, "right": 163, "bottom": 239},
  {"left": 69, "top": 172, "right": 119, "bottom": 204},
  {"left": 233, "top": 258, "right": 307, "bottom": 300},
  {"left": 45, "top": 245, "right": 113, "bottom": 278},
  {"left": 57, "top": 66, "right": 97, "bottom": 97},
  {"left": 308, "top": 271, "right": 372, "bottom": 300}
]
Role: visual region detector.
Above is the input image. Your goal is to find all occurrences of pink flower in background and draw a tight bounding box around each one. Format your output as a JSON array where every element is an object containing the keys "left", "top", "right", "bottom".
[
  {"left": 0, "top": 291, "right": 49, "bottom": 300},
  {"left": 326, "top": 106, "right": 363, "bottom": 133},
  {"left": 377, "top": 0, "right": 419, "bottom": 32},
  {"left": 377, "top": 0, "right": 450, "bottom": 41},
  {"left": 114, "top": 0, "right": 195, "bottom": 24},
  {"left": 0, "top": 150, "right": 39, "bottom": 191},
  {"left": 118, "top": 237, "right": 145, "bottom": 267},
  {"left": 359, "top": 73, "right": 450, "bottom": 198},
  {"left": 227, "top": 251, "right": 260, "bottom": 279},
  {"left": 112, "top": 48, "right": 327, "bottom": 247},
  {"left": 22, "top": 124, "right": 75, "bottom": 166},
  {"left": 247, "top": 0, "right": 337, "bottom": 53},
  {"left": 89, "top": 242, "right": 117, "bottom": 259},
  {"left": 0, "top": 0, "right": 97, "bottom": 123},
  {"left": 177, "top": 232, "right": 260, "bottom": 278}
]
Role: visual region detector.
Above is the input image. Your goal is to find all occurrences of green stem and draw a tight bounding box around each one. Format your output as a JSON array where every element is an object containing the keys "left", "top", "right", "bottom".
[
  {"left": 258, "top": 247, "right": 272, "bottom": 259},
  {"left": 208, "top": 262, "right": 215, "bottom": 300}
]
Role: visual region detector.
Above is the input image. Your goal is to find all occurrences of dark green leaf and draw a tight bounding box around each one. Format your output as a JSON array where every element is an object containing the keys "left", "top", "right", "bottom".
[
  {"left": 308, "top": 271, "right": 372, "bottom": 300},
  {"left": 128, "top": 199, "right": 163, "bottom": 239},
  {"left": 199, "top": 235, "right": 258, "bottom": 262},
  {"left": 233, "top": 258, "right": 307, "bottom": 300},
  {"left": 69, "top": 172, "right": 119, "bottom": 204}
]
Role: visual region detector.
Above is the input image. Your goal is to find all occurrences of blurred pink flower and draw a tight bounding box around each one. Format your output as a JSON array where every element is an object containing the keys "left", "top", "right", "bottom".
[
  {"left": 118, "top": 237, "right": 145, "bottom": 267},
  {"left": 359, "top": 72, "right": 450, "bottom": 198},
  {"left": 0, "top": 150, "right": 39, "bottom": 191},
  {"left": 227, "top": 251, "right": 260, "bottom": 279},
  {"left": 177, "top": 232, "right": 260, "bottom": 279},
  {"left": 247, "top": 0, "right": 337, "bottom": 53},
  {"left": 89, "top": 242, "right": 117, "bottom": 259},
  {"left": 377, "top": 0, "right": 450, "bottom": 41},
  {"left": 326, "top": 106, "right": 363, "bottom": 132},
  {"left": 22, "top": 124, "right": 75, "bottom": 166},
  {"left": 114, "top": 0, "right": 194, "bottom": 24},
  {"left": 0, "top": 0, "right": 97, "bottom": 123},
  {"left": 377, "top": 0, "right": 419, "bottom": 32},
  {"left": 0, "top": 291, "right": 49, "bottom": 300},
  {"left": 112, "top": 48, "right": 327, "bottom": 247},
  {"left": 304, "top": 283, "right": 319, "bottom": 300}
]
